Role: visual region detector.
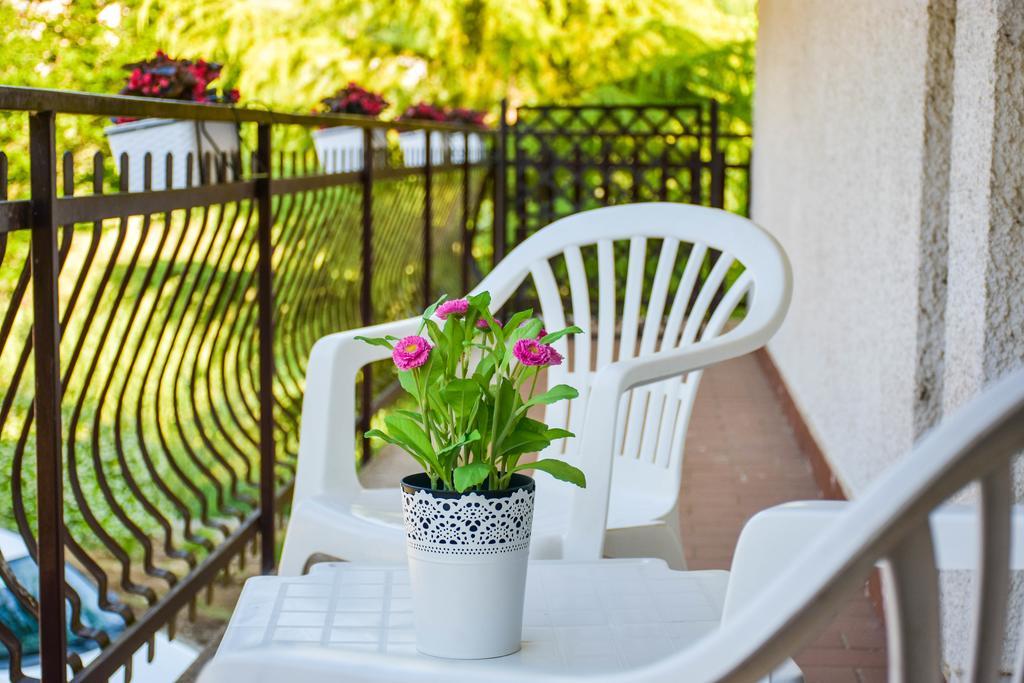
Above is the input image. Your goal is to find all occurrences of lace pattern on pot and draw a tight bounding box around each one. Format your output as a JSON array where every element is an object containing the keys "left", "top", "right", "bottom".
[{"left": 402, "top": 488, "right": 535, "bottom": 556}]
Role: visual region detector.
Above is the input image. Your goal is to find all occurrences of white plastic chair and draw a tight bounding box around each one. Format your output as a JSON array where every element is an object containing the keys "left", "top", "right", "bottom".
[
  {"left": 206, "top": 367, "right": 1024, "bottom": 682},
  {"left": 279, "top": 203, "right": 793, "bottom": 575}
]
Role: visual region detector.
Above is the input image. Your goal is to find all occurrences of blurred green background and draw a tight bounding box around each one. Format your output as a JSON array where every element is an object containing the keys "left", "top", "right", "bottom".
[{"left": 1, "top": 0, "right": 755, "bottom": 189}]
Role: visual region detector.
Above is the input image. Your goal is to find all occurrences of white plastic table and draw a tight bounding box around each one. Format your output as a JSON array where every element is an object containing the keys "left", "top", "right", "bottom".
[{"left": 217, "top": 559, "right": 732, "bottom": 674}]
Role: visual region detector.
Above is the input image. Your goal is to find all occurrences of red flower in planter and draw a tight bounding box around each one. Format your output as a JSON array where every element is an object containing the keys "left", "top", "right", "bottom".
[
  {"left": 116, "top": 50, "right": 241, "bottom": 116},
  {"left": 446, "top": 107, "right": 487, "bottom": 127},
  {"left": 399, "top": 102, "right": 448, "bottom": 122},
  {"left": 321, "top": 83, "right": 389, "bottom": 117}
]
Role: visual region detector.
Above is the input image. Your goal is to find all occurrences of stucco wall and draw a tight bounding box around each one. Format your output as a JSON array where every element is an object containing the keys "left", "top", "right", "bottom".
[
  {"left": 939, "top": 1, "right": 1024, "bottom": 677},
  {"left": 755, "top": 0, "right": 1024, "bottom": 675},
  {"left": 752, "top": 0, "right": 940, "bottom": 494}
]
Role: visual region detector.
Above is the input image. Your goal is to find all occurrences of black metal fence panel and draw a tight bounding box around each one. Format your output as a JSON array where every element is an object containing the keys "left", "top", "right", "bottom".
[{"left": 505, "top": 101, "right": 751, "bottom": 248}]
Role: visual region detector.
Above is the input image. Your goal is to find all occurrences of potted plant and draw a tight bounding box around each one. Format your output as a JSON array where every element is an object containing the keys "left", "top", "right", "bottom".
[
  {"left": 105, "top": 51, "right": 241, "bottom": 191},
  {"left": 446, "top": 107, "right": 488, "bottom": 163},
  {"left": 357, "top": 293, "right": 586, "bottom": 659},
  {"left": 313, "top": 82, "right": 389, "bottom": 173},
  {"left": 397, "top": 102, "right": 449, "bottom": 167}
]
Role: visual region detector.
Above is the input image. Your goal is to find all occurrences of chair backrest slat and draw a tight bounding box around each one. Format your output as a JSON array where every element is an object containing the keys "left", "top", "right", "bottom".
[
  {"left": 563, "top": 245, "right": 591, "bottom": 374},
  {"left": 638, "top": 238, "right": 679, "bottom": 357},
  {"left": 618, "top": 237, "right": 647, "bottom": 363},
  {"left": 661, "top": 242, "right": 708, "bottom": 351},
  {"left": 595, "top": 238, "right": 616, "bottom": 369},
  {"left": 969, "top": 464, "right": 1013, "bottom": 681},
  {"left": 884, "top": 522, "right": 944, "bottom": 682}
]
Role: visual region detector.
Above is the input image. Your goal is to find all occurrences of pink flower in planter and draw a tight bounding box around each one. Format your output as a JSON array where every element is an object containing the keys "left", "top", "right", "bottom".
[
  {"left": 513, "top": 338, "right": 552, "bottom": 366},
  {"left": 436, "top": 298, "right": 469, "bottom": 320},
  {"left": 393, "top": 336, "right": 432, "bottom": 370}
]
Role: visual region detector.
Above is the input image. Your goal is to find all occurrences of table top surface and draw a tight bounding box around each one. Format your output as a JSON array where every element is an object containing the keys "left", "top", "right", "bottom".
[{"left": 217, "top": 559, "right": 730, "bottom": 674}]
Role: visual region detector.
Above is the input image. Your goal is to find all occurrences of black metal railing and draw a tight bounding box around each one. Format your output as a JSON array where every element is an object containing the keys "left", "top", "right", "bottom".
[
  {"left": 501, "top": 100, "right": 751, "bottom": 254},
  {"left": 0, "top": 86, "right": 497, "bottom": 682}
]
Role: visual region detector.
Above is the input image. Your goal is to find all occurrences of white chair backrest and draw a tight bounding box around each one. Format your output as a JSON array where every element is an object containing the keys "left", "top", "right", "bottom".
[{"left": 471, "top": 203, "right": 792, "bottom": 504}]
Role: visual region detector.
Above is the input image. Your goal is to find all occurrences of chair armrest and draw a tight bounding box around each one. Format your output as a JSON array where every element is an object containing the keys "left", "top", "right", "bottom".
[
  {"left": 562, "top": 328, "right": 779, "bottom": 560},
  {"left": 292, "top": 317, "right": 421, "bottom": 505},
  {"left": 723, "top": 501, "right": 1024, "bottom": 621}
]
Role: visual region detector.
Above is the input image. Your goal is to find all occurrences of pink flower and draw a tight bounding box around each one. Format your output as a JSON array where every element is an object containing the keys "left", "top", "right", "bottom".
[
  {"left": 536, "top": 327, "right": 548, "bottom": 340},
  {"left": 476, "top": 317, "right": 501, "bottom": 330},
  {"left": 513, "top": 338, "right": 552, "bottom": 366},
  {"left": 392, "top": 335, "right": 432, "bottom": 370},
  {"left": 546, "top": 346, "right": 564, "bottom": 366},
  {"left": 436, "top": 298, "right": 469, "bottom": 320}
]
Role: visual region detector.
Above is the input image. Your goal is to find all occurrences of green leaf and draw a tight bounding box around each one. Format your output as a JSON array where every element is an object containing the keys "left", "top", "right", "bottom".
[
  {"left": 508, "top": 318, "right": 542, "bottom": 344},
  {"left": 437, "top": 429, "right": 482, "bottom": 458},
  {"left": 502, "top": 309, "right": 533, "bottom": 335},
  {"left": 466, "top": 291, "right": 491, "bottom": 310},
  {"left": 445, "top": 318, "right": 465, "bottom": 375},
  {"left": 365, "top": 428, "right": 430, "bottom": 472},
  {"left": 514, "top": 458, "right": 587, "bottom": 488},
  {"left": 493, "top": 377, "right": 518, "bottom": 439},
  {"left": 539, "top": 325, "right": 584, "bottom": 345},
  {"left": 397, "top": 370, "right": 420, "bottom": 400},
  {"left": 472, "top": 354, "right": 497, "bottom": 384},
  {"left": 544, "top": 428, "right": 575, "bottom": 440},
  {"left": 354, "top": 335, "right": 394, "bottom": 349},
  {"left": 501, "top": 437, "right": 552, "bottom": 459},
  {"left": 524, "top": 384, "right": 579, "bottom": 408},
  {"left": 442, "top": 378, "right": 482, "bottom": 415},
  {"left": 453, "top": 461, "right": 492, "bottom": 492},
  {"left": 364, "top": 428, "right": 396, "bottom": 443},
  {"left": 421, "top": 294, "right": 447, "bottom": 324},
  {"left": 425, "top": 318, "right": 445, "bottom": 349},
  {"left": 515, "top": 417, "right": 549, "bottom": 433},
  {"left": 384, "top": 414, "right": 438, "bottom": 469}
]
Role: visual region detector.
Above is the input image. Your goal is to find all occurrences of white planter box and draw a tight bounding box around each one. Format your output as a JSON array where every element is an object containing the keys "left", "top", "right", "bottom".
[
  {"left": 398, "top": 130, "right": 448, "bottom": 167},
  {"left": 312, "top": 126, "right": 388, "bottom": 173},
  {"left": 105, "top": 118, "right": 240, "bottom": 191},
  {"left": 449, "top": 132, "right": 486, "bottom": 164}
]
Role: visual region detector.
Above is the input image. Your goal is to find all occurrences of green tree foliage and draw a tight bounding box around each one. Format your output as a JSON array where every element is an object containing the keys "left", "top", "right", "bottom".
[
  {"left": 1, "top": 0, "right": 754, "bottom": 192},
  {"left": 144, "top": 0, "right": 755, "bottom": 118}
]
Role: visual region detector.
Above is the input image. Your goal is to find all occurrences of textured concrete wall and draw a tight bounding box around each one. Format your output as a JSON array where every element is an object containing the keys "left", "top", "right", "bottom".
[
  {"left": 940, "top": 0, "right": 1024, "bottom": 677},
  {"left": 752, "top": 0, "right": 942, "bottom": 493},
  {"left": 755, "top": 0, "right": 1024, "bottom": 674}
]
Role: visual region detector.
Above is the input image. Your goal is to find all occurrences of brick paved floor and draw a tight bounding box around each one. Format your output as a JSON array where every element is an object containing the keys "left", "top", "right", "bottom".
[{"left": 681, "top": 353, "right": 887, "bottom": 682}]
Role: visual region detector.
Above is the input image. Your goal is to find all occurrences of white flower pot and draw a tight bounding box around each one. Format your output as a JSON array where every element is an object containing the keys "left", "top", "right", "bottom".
[
  {"left": 312, "top": 126, "right": 388, "bottom": 173},
  {"left": 104, "top": 118, "right": 240, "bottom": 191},
  {"left": 401, "top": 473, "right": 535, "bottom": 659},
  {"left": 449, "top": 132, "right": 486, "bottom": 164},
  {"left": 398, "top": 130, "right": 449, "bottom": 167}
]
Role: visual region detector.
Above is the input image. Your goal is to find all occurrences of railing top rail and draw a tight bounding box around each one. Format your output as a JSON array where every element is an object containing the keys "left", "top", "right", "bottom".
[{"left": 0, "top": 86, "right": 495, "bottom": 134}]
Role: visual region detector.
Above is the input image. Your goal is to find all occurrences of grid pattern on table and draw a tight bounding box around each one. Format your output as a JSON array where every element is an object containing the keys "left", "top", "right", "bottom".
[{"left": 219, "top": 561, "right": 728, "bottom": 673}]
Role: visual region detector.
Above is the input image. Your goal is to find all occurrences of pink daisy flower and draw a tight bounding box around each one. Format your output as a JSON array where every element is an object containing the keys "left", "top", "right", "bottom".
[
  {"left": 546, "top": 346, "right": 564, "bottom": 366},
  {"left": 513, "top": 338, "right": 552, "bottom": 366},
  {"left": 476, "top": 317, "right": 501, "bottom": 330},
  {"left": 392, "top": 335, "right": 432, "bottom": 370},
  {"left": 436, "top": 298, "right": 469, "bottom": 320}
]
